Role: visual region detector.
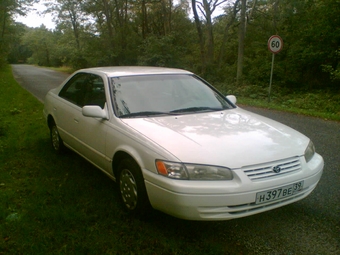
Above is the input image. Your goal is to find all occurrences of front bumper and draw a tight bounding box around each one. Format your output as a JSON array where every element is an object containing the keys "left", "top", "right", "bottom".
[{"left": 143, "top": 154, "right": 324, "bottom": 221}]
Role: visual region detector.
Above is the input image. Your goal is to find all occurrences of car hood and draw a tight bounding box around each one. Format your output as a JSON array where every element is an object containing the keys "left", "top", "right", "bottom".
[{"left": 121, "top": 108, "right": 309, "bottom": 168}]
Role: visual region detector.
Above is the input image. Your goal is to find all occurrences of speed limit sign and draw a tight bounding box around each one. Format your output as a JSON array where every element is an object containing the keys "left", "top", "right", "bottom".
[
  {"left": 267, "top": 35, "right": 283, "bottom": 102},
  {"left": 268, "top": 35, "right": 283, "bottom": 54}
]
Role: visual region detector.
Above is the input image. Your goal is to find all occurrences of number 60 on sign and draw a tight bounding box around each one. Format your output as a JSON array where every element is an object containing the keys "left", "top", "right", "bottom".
[{"left": 268, "top": 35, "right": 283, "bottom": 54}]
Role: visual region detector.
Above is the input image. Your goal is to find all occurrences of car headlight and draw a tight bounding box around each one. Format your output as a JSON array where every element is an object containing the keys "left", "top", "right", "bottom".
[
  {"left": 155, "top": 160, "right": 233, "bottom": 180},
  {"left": 304, "top": 140, "right": 315, "bottom": 163}
]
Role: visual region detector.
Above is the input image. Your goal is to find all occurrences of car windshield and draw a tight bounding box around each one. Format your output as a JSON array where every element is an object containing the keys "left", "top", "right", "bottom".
[{"left": 110, "top": 74, "right": 234, "bottom": 118}]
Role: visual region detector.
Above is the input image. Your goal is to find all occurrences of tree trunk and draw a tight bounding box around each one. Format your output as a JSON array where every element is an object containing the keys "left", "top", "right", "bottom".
[
  {"left": 141, "top": 0, "right": 147, "bottom": 39},
  {"left": 272, "top": 0, "right": 279, "bottom": 33},
  {"left": 203, "top": 0, "right": 214, "bottom": 65},
  {"left": 245, "top": 0, "right": 257, "bottom": 33},
  {"left": 68, "top": 9, "right": 80, "bottom": 51},
  {"left": 218, "top": 0, "right": 240, "bottom": 67},
  {"left": 236, "top": 0, "right": 247, "bottom": 84},
  {"left": 192, "top": 0, "right": 206, "bottom": 73},
  {"left": 1, "top": 6, "right": 7, "bottom": 42},
  {"left": 102, "top": 0, "right": 114, "bottom": 45}
]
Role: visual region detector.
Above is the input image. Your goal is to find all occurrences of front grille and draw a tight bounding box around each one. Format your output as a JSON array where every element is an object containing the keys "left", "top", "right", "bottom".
[{"left": 243, "top": 157, "right": 301, "bottom": 181}]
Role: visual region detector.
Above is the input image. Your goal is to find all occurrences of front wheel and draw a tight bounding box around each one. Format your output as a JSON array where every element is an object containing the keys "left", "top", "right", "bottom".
[{"left": 117, "top": 158, "right": 151, "bottom": 217}]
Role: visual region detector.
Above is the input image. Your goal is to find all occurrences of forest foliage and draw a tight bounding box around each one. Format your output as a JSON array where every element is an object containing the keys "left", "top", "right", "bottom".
[{"left": 1, "top": 0, "right": 340, "bottom": 91}]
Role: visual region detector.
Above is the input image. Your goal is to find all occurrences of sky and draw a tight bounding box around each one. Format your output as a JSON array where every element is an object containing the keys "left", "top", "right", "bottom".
[{"left": 15, "top": 3, "right": 56, "bottom": 29}]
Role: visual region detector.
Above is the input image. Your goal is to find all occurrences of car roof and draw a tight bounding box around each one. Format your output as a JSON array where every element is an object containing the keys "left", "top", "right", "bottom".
[{"left": 77, "top": 66, "right": 193, "bottom": 77}]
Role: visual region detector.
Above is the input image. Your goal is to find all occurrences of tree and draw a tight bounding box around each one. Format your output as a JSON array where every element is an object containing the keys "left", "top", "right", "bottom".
[
  {"left": 217, "top": 0, "right": 240, "bottom": 68},
  {"left": 8, "top": 0, "right": 339, "bottom": 91},
  {"left": 282, "top": 0, "right": 340, "bottom": 88},
  {"left": 45, "top": 0, "right": 90, "bottom": 68},
  {"left": 22, "top": 25, "right": 56, "bottom": 66},
  {"left": 138, "top": 1, "right": 195, "bottom": 68},
  {"left": 0, "top": 0, "right": 36, "bottom": 66},
  {"left": 191, "top": 0, "right": 228, "bottom": 73},
  {"left": 236, "top": 0, "right": 246, "bottom": 84},
  {"left": 7, "top": 22, "right": 32, "bottom": 63}
]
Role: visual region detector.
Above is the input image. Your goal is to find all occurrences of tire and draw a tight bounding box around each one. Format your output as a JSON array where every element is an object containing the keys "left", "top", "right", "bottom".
[
  {"left": 50, "top": 123, "right": 66, "bottom": 154},
  {"left": 117, "top": 158, "right": 151, "bottom": 217}
]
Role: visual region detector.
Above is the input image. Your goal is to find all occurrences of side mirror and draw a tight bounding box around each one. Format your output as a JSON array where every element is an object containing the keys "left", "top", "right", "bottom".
[
  {"left": 226, "top": 95, "right": 237, "bottom": 105},
  {"left": 82, "top": 105, "right": 108, "bottom": 119}
]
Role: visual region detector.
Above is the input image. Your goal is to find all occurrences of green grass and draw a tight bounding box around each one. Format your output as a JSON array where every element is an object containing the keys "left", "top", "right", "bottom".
[{"left": 48, "top": 66, "right": 74, "bottom": 74}]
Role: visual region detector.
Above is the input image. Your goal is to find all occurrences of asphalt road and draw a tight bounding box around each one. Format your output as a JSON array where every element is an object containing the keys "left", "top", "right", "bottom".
[
  {"left": 11, "top": 64, "right": 340, "bottom": 254},
  {"left": 11, "top": 64, "right": 70, "bottom": 102}
]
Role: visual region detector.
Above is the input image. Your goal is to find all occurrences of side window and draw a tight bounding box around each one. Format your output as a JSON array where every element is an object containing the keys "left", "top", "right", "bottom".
[{"left": 59, "top": 73, "right": 106, "bottom": 108}]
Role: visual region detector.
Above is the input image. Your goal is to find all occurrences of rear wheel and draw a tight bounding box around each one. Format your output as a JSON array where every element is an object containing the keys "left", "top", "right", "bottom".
[
  {"left": 50, "top": 123, "right": 65, "bottom": 154},
  {"left": 117, "top": 158, "right": 151, "bottom": 216}
]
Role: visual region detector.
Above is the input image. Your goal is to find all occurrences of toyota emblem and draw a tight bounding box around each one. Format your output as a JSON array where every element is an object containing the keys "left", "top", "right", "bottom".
[{"left": 272, "top": 166, "right": 281, "bottom": 173}]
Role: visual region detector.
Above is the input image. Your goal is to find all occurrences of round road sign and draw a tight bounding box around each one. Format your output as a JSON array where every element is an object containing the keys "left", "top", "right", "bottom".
[{"left": 268, "top": 35, "right": 283, "bottom": 54}]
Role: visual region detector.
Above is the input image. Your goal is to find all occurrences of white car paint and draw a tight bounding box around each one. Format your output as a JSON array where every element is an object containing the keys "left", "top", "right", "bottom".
[
  {"left": 121, "top": 108, "right": 308, "bottom": 168},
  {"left": 43, "top": 66, "right": 324, "bottom": 221}
]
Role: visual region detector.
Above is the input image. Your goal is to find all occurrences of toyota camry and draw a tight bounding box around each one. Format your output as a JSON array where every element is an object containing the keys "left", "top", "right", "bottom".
[{"left": 43, "top": 67, "right": 324, "bottom": 220}]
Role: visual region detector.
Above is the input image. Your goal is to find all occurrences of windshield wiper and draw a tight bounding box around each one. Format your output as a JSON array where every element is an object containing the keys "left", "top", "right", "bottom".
[
  {"left": 120, "top": 107, "right": 223, "bottom": 118},
  {"left": 120, "top": 111, "right": 178, "bottom": 118},
  {"left": 170, "top": 107, "right": 223, "bottom": 113}
]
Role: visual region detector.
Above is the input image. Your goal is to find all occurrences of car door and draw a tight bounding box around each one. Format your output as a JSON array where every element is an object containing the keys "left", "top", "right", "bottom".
[{"left": 57, "top": 73, "right": 110, "bottom": 172}]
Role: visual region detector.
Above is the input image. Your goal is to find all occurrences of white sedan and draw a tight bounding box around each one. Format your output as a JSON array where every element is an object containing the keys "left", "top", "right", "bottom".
[{"left": 43, "top": 67, "right": 324, "bottom": 220}]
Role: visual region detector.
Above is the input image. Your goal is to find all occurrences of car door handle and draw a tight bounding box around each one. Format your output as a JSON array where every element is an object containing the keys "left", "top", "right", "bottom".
[{"left": 74, "top": 118, "right": 79, "bottom": 123}]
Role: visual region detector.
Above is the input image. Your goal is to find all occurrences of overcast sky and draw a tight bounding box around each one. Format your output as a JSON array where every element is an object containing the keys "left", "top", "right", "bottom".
[{"left": 15, "top": 3, "right": 55, "bottom": 29}]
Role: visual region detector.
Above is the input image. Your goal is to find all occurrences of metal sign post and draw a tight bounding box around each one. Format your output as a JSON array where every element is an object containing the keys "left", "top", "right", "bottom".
[{"left": 267, "top": 35, "right": 283, "bottom": 102}]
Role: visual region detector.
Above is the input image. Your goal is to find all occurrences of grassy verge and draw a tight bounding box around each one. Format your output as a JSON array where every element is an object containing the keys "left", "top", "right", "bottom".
[
  {"left": 221, "top": 83, "right": 340, "bottom": 121},
  {"left": 48, "top": 66, "right": 74, "bottom": 74},
  {"left": 1, "top": 65, "right": 248, "bottom": 254}
]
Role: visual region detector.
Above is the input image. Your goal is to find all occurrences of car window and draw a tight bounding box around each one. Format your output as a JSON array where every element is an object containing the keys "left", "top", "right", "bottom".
[
  {"left": 59, "top": 73, "right": 106, "bottom": 108},
  {"left": 110, "top": 74, "right": 234, "bottom": 117}
]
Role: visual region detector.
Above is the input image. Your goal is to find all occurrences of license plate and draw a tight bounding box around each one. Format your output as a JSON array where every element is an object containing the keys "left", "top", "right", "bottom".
[{"left": 256, "top": 181, "right": 304, "bottom": 204}]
